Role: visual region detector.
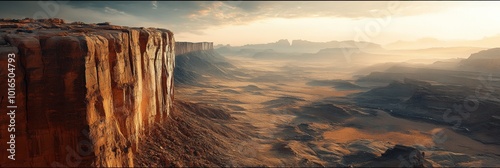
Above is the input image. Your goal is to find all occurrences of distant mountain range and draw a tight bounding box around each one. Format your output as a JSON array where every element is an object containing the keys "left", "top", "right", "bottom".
[
  {"left": 217, "top": 34, "right": 500, "bottom": 53},
  {"left": 459, "top": 47, "right": 500, "bottom": 73},
  {"left": 216, "top": 39, "right": 500, "bottom": 71},
  {"left": 385, "top": 34, "right": 500, "bottom": 49},
  {"left": 216, "top": 39, "right": 382, "bottom": 53}
]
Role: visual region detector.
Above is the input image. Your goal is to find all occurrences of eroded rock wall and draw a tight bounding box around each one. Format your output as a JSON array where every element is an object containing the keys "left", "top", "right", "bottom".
[
  {"left": 0, "top": 18, "right": 175, "bottom": 167},
  {"left": 175, "top": 42, "right": 213, "bottom": 56}
]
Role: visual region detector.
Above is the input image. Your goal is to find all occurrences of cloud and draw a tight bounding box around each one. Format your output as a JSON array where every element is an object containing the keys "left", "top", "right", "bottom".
[
  {"left": 0, "top": 1, "right": 471, "bottom": 36},
  {"left": 104, "top": 7, "right": 127, "bottom": 15},
  {"left": 152, "top": 1, "right": 157, "bottom": 9}
]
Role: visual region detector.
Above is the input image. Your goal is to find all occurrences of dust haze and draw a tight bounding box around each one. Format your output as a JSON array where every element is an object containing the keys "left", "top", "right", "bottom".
[
  {"left": 169, "top": 38, "right": 500, "bottom": 167},
  {"left": 2, "top": 1, "right": 500, "bottom": 167}
]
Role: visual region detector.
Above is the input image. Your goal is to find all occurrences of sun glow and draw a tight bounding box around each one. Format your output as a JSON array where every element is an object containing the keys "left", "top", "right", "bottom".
[{"left": 176, "top": 1, "right": 500, "bottom": 46}]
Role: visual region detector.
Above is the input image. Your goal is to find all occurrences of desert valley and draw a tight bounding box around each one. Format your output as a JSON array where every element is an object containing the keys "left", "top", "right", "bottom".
[
  {"left": 161, "top": 38, "right": 500, "bottom": 167},
  {"left": 1, "top": 1, "right": 500, "bottom": 167}
]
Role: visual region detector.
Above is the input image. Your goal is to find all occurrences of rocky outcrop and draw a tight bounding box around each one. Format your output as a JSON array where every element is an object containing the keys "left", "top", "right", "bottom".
[
  {"left": 175, "top": 42, "right": 213, "bottom": 56},
  {"left": 360, "top": 145, "right": 431, "bottom": 167},
  {"left": 459, "top": 48, "right": 500, "bottom": 72},
  {"left": 0, "top": 18, "right": 175, "bottom": 167}
]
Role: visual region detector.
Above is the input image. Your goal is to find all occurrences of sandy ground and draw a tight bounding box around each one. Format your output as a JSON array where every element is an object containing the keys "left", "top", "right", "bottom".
[{"left": 175, "top": 55, "right": 500, "bottom": 167}]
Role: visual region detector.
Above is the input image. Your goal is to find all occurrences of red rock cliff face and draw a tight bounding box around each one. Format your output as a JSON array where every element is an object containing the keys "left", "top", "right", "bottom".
[
  {"left": 175, "top": 42, "right": 213, "bottom": 56},
  {"left": 0, "top": 19, "right": 175, "bottom": 167}
]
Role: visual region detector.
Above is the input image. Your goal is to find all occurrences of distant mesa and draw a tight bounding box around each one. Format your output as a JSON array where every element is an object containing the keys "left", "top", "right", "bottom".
[
  {"left": 216, "top": 39, "right": 383, "bottom": 54},
  {"left": 175, "top": 41, "right": 214, "bottom": 56},
  {"left": 242, "top": 39, "right": 291, "bottom": 49}
]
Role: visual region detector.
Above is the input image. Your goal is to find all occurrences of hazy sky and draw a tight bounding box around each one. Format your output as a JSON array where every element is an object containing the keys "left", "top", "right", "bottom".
[{"left": 1, "top": 1, "right": 500, "bottom": 46}]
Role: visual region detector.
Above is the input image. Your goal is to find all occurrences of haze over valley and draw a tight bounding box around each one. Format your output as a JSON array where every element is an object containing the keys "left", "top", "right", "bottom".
[
  {"left": 170, "top": 38, "right": 500, "bottom": 166},
  {"left": 1, "top": 1, "right": 500, "bottom": 167}
]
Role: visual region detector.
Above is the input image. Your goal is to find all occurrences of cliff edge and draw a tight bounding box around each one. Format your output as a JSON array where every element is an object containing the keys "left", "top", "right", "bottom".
[
  {"left": 175, "top": 42, "right": 213, "bottom": 56},
  {"left": 0, "top": 18, "right": 175, "bottom": 167}
]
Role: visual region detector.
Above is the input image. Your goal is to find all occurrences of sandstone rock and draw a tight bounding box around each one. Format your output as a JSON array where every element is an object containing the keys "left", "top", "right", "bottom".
[
  {"left": 0, "top": 19, "right": 175, "bottom": 167},
  {"left": 37, "top": 18, "right": 65, "bottom": 24},
  {"left": 175, "top": 42, "right": 213, "bottom": 56},
  {"left": 19, "top": 18, "right": 35, "bottom": 23},
  {"left": 0, "top": 24, "right": 20, "bottom": 28}
]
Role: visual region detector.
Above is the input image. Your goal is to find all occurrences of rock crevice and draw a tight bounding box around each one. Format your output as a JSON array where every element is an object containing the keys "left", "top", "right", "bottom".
[{"left": 0, "top": 19, "right": 175, "bottom": 167}]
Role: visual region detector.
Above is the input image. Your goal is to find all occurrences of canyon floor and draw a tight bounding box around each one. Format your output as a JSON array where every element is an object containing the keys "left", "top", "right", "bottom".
[{"left": 139, "top": 51, "right": 500, "bottom": 167}]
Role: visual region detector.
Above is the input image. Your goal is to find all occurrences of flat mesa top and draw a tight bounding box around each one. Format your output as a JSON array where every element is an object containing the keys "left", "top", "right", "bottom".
[{"left": 0, "top": 18, "right": 171, "bottom": 36}]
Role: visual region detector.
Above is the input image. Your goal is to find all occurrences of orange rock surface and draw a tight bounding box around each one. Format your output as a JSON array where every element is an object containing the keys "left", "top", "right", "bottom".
[
  {"left": 175, "top": 42, "right": 213, "bottom": 56},
  {"left": 0, "top": 18, "right": 175, "bottom": 167}
]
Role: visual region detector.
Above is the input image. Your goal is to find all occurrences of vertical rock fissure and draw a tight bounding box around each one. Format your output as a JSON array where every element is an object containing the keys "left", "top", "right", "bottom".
[
  {"left": 127, "top": 32, "right": 135, "bottom": 76},
  {"left": 18, "top": 45, "right": 30, "bottom": 119},
  {"left": 161, "top": 32, "right": 168, "bottom": 116},
  {"left": 154, "top": 34, "right": 161, "bottom": 121},
  {"left": 94, "top": 50, "right": 100, "bottom": 88},
  {"left": 0, "top": 20, "right": 175, "bottom": 167}
]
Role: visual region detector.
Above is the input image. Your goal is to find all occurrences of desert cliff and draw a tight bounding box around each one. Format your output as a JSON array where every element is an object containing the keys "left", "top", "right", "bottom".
[
  {"left": 175, "top": 42, "right": 213, "bottom": 56},
  {"left": 0, "top": 18, "right": 175, "bottom": 167}
]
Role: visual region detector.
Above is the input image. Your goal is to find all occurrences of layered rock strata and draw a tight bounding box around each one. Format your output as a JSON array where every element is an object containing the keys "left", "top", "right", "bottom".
[
  {"left": 175, "top": 42, "right": 213, "bottom": 56},
  {"left": 0, "top": 18, "right": 175, "bottom": 167}
]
